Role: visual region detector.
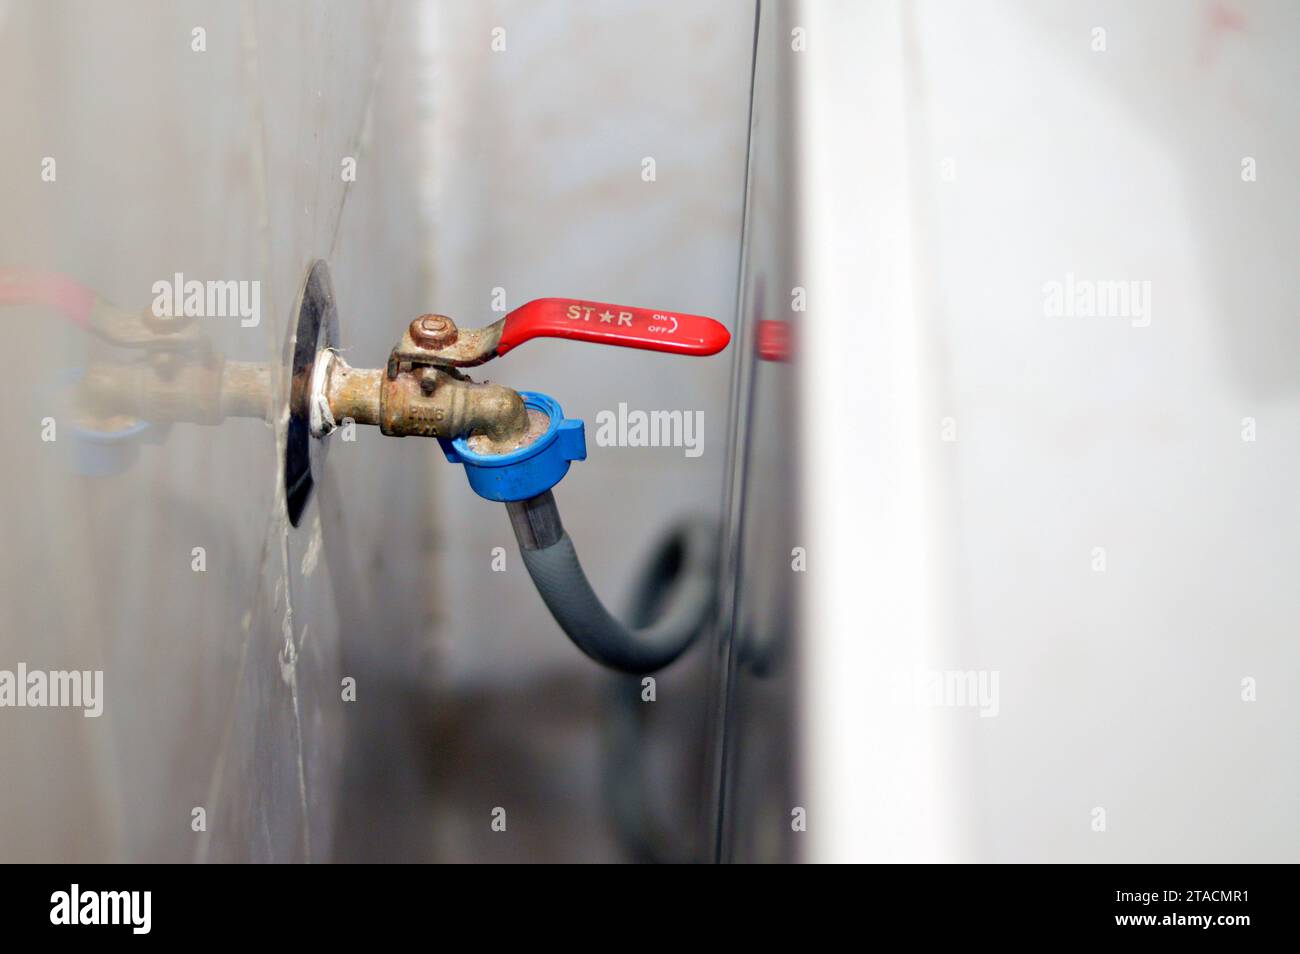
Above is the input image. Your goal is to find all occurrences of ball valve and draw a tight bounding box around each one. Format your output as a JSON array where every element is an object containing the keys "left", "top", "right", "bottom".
[
  {"left": 310, "top": 297, "right": 728, "bottom": 498},
  {"left": 302, "top": 281, "right": 732, "bottom": 673}
]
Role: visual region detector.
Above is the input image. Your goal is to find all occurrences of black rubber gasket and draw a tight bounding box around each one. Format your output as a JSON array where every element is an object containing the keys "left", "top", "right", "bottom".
[{"left": 283, "top": 259, "right": 339, "bottom": 527}]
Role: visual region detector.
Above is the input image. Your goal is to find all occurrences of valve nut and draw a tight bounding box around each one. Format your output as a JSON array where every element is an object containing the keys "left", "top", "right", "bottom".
[{"left": 410, "top": 314, "right": 459, "bottom": 349}]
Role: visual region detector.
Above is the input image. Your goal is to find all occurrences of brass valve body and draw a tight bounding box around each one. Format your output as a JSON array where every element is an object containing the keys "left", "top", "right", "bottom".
[{"left": 324, "top": 355, "right": 528, "bottom": 451}]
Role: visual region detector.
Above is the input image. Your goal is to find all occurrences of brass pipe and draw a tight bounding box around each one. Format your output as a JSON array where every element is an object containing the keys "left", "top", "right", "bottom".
[
  {"left": 78, "top": 358, "right": 271, "bottom": 425},
  {"left": 219, "top": 361, "right": 273, "bottom": 419},
  {"left": 74, "top": 345, "right": 528, "bottom": 451},
  {"left": 323, "top": 360, "right": 382, "bottom": 426}
]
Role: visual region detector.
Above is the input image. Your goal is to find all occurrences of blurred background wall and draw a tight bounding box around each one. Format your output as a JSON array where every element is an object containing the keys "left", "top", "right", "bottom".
[
  {"left": 794, "top": 0, "right": 1300, "bottom": 863},
  {"left": 913, "top": 0, "right": 1300, "bottom": 863}
]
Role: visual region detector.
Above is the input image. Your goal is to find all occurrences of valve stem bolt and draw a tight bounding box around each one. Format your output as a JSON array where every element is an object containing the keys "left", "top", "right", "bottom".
[{"left": 410, "top": 313, "right": 458, "bottom": 349}]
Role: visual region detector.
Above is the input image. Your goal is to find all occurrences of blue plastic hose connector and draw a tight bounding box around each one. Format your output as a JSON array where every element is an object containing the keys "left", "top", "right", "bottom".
[{"left": 437, "top": 390, "right": 586, "bottom": 502}]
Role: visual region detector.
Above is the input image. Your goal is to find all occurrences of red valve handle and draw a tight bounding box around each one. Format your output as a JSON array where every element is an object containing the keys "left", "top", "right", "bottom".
[
  {"left": 497, "top": 298, "right": 730, "bottom": 358},
  {"left": 0, "top": 268, "right": 96, "bottom": 328}
]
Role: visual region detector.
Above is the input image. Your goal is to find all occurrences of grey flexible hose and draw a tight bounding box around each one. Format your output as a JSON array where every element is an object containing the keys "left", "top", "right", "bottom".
[
  {"left": 604, "top": 515, "right": 721, "bottom": 861},
  {"left": 507, "top": 491, "right": 718, "bottom": 674}
]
